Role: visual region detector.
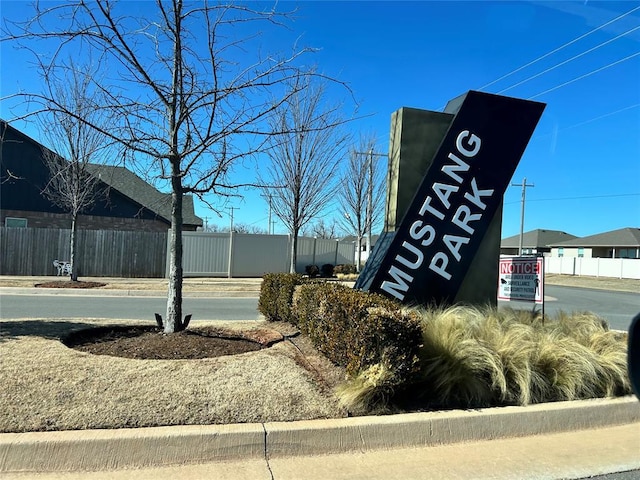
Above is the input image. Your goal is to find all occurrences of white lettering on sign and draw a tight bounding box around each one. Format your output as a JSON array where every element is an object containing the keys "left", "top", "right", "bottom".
[{"left": 383, "top": 130, "right": 495, "bottom": 301}]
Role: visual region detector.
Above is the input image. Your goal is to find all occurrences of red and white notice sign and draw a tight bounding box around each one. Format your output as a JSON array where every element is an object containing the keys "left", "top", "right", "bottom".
[{"left": 498, "top": 257, "right": 544, "bottom": 304}]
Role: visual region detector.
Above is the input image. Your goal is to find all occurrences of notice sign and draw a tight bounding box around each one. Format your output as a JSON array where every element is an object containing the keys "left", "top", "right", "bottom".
[{"left": 498, "top": 257, "right": 544, "bottom": 304}]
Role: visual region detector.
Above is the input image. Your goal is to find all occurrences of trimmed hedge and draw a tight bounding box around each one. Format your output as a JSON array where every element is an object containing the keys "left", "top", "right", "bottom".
[
  {"left": 292, "top": 282, "right": 421, "bottom": 380},
  {"left": 258, "top": 273, "right": 303, "bottom": 323},
  {"left": 320, "top": 263, "right": 335, "bottom": 277},
  {"left": 259, "top": 273, "right": 422, "bottom": 402}
]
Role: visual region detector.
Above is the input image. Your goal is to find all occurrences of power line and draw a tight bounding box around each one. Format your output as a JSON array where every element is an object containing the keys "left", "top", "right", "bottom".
[
  {"left": 478, "top": 5, "right": 640, "bottom": 91},
  {"left": 528, "top": 51, "right": 640, "bottom": 100},
  {"left": 497, "top": 25, "right": 640, "bottom": 95},
  {"left": 533, "top": 103, "right": 640, "bottom": 138},
  {"left": 504, "top": 192, "right": 640, "bottom": 206}
]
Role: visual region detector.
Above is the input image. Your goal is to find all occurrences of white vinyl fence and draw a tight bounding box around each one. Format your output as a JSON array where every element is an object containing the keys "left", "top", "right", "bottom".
[
  {"left": 544, "top": 257, "right": 640, "bottom": 280},
  {"left": 177, "top": 232, "right": 356, "bottom": 277}
]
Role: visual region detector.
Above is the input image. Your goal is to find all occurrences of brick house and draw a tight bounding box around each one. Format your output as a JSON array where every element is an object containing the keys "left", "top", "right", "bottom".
[{"left": 1, "top": 120, "right": 202, "bottom": 232}]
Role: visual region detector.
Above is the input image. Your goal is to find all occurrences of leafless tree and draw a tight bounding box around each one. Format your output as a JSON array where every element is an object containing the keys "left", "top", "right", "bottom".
[
  {"left": 339, "top": 136, "right": 385, "bottom": 271},
  {"left": 303, "top": 218, "right": 341, "bottom": 239},
  {"left": 204, "top": 223, "right": 267, "bottom": 234},
  {"left": 260, "top": 74, "right": 350, "bottom": 273},
  {"left": 39, "top": 61, "right": 112, "bottom": 281},
  {"left": 4, "top": 1, "right": 334, "bottom": 332}
]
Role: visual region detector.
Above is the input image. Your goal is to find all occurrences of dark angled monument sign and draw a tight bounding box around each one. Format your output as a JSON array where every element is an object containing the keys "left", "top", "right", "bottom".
[{"left": 355, "top": 91, "right": 545, "bottom": 306}]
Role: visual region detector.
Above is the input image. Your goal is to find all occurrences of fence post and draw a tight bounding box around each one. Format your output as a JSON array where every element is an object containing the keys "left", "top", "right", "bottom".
[{"left": 227, "top": 230, "right": 234, "bottom": 278}]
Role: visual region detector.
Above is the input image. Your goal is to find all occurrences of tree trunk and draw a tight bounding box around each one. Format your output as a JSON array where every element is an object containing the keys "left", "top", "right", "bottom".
[
  {"left": 70, "top": 214, "right": 78, "bottom": 281},
  {"left": 289, "top": 229, "right": 298, "bottom": 274},
  {"left": 165, "top": 162, "right": 183, "bottom": 333},
  {"left": 355, "top": 234, "right": 362, "bottom": 272}
]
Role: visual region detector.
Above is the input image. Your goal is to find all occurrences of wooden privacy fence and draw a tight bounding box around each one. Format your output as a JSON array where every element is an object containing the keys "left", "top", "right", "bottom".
[
  {"left": 0, "top": 227, "right": 167, "bottom": 277},
  {"left": 1, "top": 227, "right": 357, "bottom": 278}
]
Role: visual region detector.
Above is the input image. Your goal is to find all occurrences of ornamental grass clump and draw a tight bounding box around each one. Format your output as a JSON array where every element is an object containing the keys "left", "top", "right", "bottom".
[{"left": 409, "top": 306, "right": 631, "bottom": 410}]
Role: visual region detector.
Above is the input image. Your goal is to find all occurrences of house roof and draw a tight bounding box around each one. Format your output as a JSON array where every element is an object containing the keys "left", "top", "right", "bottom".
[
  {"left": 85, "top": 164, "right": 202, "bottom": 227},
  {"left": 548, "top": 227, "right": 640, "bottom": 248},
  {"left": 342, "top": 234, "right": 381, "bottom": 244},
  {"left": 501, "top": 229, "right": 577, "bottom": 248}
]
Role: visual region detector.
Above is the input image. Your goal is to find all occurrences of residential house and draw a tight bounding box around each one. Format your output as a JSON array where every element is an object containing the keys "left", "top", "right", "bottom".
[
  {"left": 1, "top": 120, "right": 202, "bottom": 232},
  {"left": 500, "top": 229, "right": 578, "bottom": 256},
  {"left": 548, "top": 227, "right": 640, "bottom": 259}
]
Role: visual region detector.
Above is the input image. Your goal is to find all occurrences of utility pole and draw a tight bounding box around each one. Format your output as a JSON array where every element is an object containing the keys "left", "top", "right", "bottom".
[
  {"left": 260, "top": 186, "right": 286, "bottom": 235},
  {"left": 355, "top": 149, "right": 387, "bottom": 260},
  {"left": 262, "top": 194, "right": 274, "bottom": 235},
  {"left": 228, "top": 206, "right": 237, "bottom": 232},
  {"left": 511, "top": 177, "right": 535, "bottom": 256}
]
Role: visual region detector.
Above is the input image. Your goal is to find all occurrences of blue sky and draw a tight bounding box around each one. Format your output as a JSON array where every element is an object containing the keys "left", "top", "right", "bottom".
[{"left": 2, "top": 1, "right": 639, "bottom": 238}]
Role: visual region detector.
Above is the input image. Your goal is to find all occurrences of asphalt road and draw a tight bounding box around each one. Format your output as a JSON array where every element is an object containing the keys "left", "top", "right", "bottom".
[
  {"left": 0, "top": 294, "right": 262, "bottom": 322},
  {"left": 500, "top": 285, "right": 639, "bottom": 331},
  {"left": 1, "top": 285, "right": 638, "bottom": 330}
]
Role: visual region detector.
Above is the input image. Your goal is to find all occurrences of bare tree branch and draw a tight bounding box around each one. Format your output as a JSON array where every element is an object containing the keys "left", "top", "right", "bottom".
[{"left": 260, "top": 73, "right": 351, "bottom": 272}]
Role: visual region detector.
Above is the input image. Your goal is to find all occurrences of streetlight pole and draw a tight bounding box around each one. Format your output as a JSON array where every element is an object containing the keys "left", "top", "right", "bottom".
[{"left": 511, "top": 177, "right": 534, "bottom": 256}]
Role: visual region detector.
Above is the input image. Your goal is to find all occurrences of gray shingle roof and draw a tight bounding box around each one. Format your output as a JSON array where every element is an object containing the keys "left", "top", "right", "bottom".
[
  {"left": 548, "top": 227, "right": 640, "bottom": 247},
  {"left": 86, "top": 164, "right": 202, "bottom": 227},
  {"left": 501, "top": 229, "right": 577, "bottom": 248}
]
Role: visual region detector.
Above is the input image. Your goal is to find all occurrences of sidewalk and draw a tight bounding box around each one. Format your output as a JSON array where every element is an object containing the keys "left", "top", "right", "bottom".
[
  {"left": 5, "top": 422, "right": 639, "bottom": 480},
  {"left": 2, "top": 397, "right": 639, "bottom": 478}
]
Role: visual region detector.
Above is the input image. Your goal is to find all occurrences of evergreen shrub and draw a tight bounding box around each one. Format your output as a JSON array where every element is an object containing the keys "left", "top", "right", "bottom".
[
  {"left": 320, "top": 263, "right": 335, "bottom": 277},
  {"left": 258, "top": 273, "right": 303, "bottom": 323},
  {"left": 292, "top": 282, "right": 421, "bottom": 380},
  {"left": 305, "top": 264, "right": 320, "bottom": 277}
]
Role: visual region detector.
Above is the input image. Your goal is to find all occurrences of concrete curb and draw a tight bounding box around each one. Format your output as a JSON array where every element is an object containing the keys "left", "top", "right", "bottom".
[
  {"left": 0, "top": 287, "right": 259, "bottom": 298},
  {"left": 1, "top": 396, "right": 638, "bottom": 473}
]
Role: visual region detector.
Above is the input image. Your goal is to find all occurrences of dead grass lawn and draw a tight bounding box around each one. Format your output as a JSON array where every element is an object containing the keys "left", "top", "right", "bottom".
[{"left": 0, "top": 319, "right": 347, "bottom": 433}]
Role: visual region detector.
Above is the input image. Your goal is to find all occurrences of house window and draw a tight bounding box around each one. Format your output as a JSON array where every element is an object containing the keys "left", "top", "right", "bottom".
[
  {"left": 578, "top": 247, "right": 584, "bottom": 258},
  {"left": 4, "top": 217, "right": 27, "bottom": 228},
  {"left": 558, "top": 247, "right": 564, "bottom": 257}
]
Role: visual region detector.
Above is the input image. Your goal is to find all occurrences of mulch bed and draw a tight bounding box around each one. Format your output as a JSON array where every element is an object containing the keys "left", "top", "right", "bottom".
[
  {"left": 62, "top": 325, "right": 285, "bottom": 360},
  {"left": 35, "top": 281, "right": 107, "bottom": 289}
]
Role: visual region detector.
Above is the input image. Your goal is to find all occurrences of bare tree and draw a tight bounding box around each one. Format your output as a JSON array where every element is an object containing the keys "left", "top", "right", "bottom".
[
  {"left": 261, "top": 74, "right": 350, "bottom": 273},
  {"left": 39, "top": 61, "right": 112, "bottom": 281},
  {"left": 339, "top": 136, "right": 385, "bottom": 271},
  {"left": 204, "top": 223, "right": 267, "bottom": 234},
  {"left": 5, "top": 1, "right": 331, "bottom": 332},
  {"left": 303, "top": 218, "right": 341, "bottom": 239}
]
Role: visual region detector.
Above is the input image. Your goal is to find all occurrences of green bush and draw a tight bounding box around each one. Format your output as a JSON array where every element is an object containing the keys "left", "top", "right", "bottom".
[
  {"left": 305, "top": 265, "right": 320, "bottom": 277},
  {"left": 292, "top": 282, "right": 421, "bottom": 380},
  {"left": 320, "top": 263, "right": 335, "bottom": 277},
  {"left": 258, "top": 273, "right": 303, "bottom": 323}
]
